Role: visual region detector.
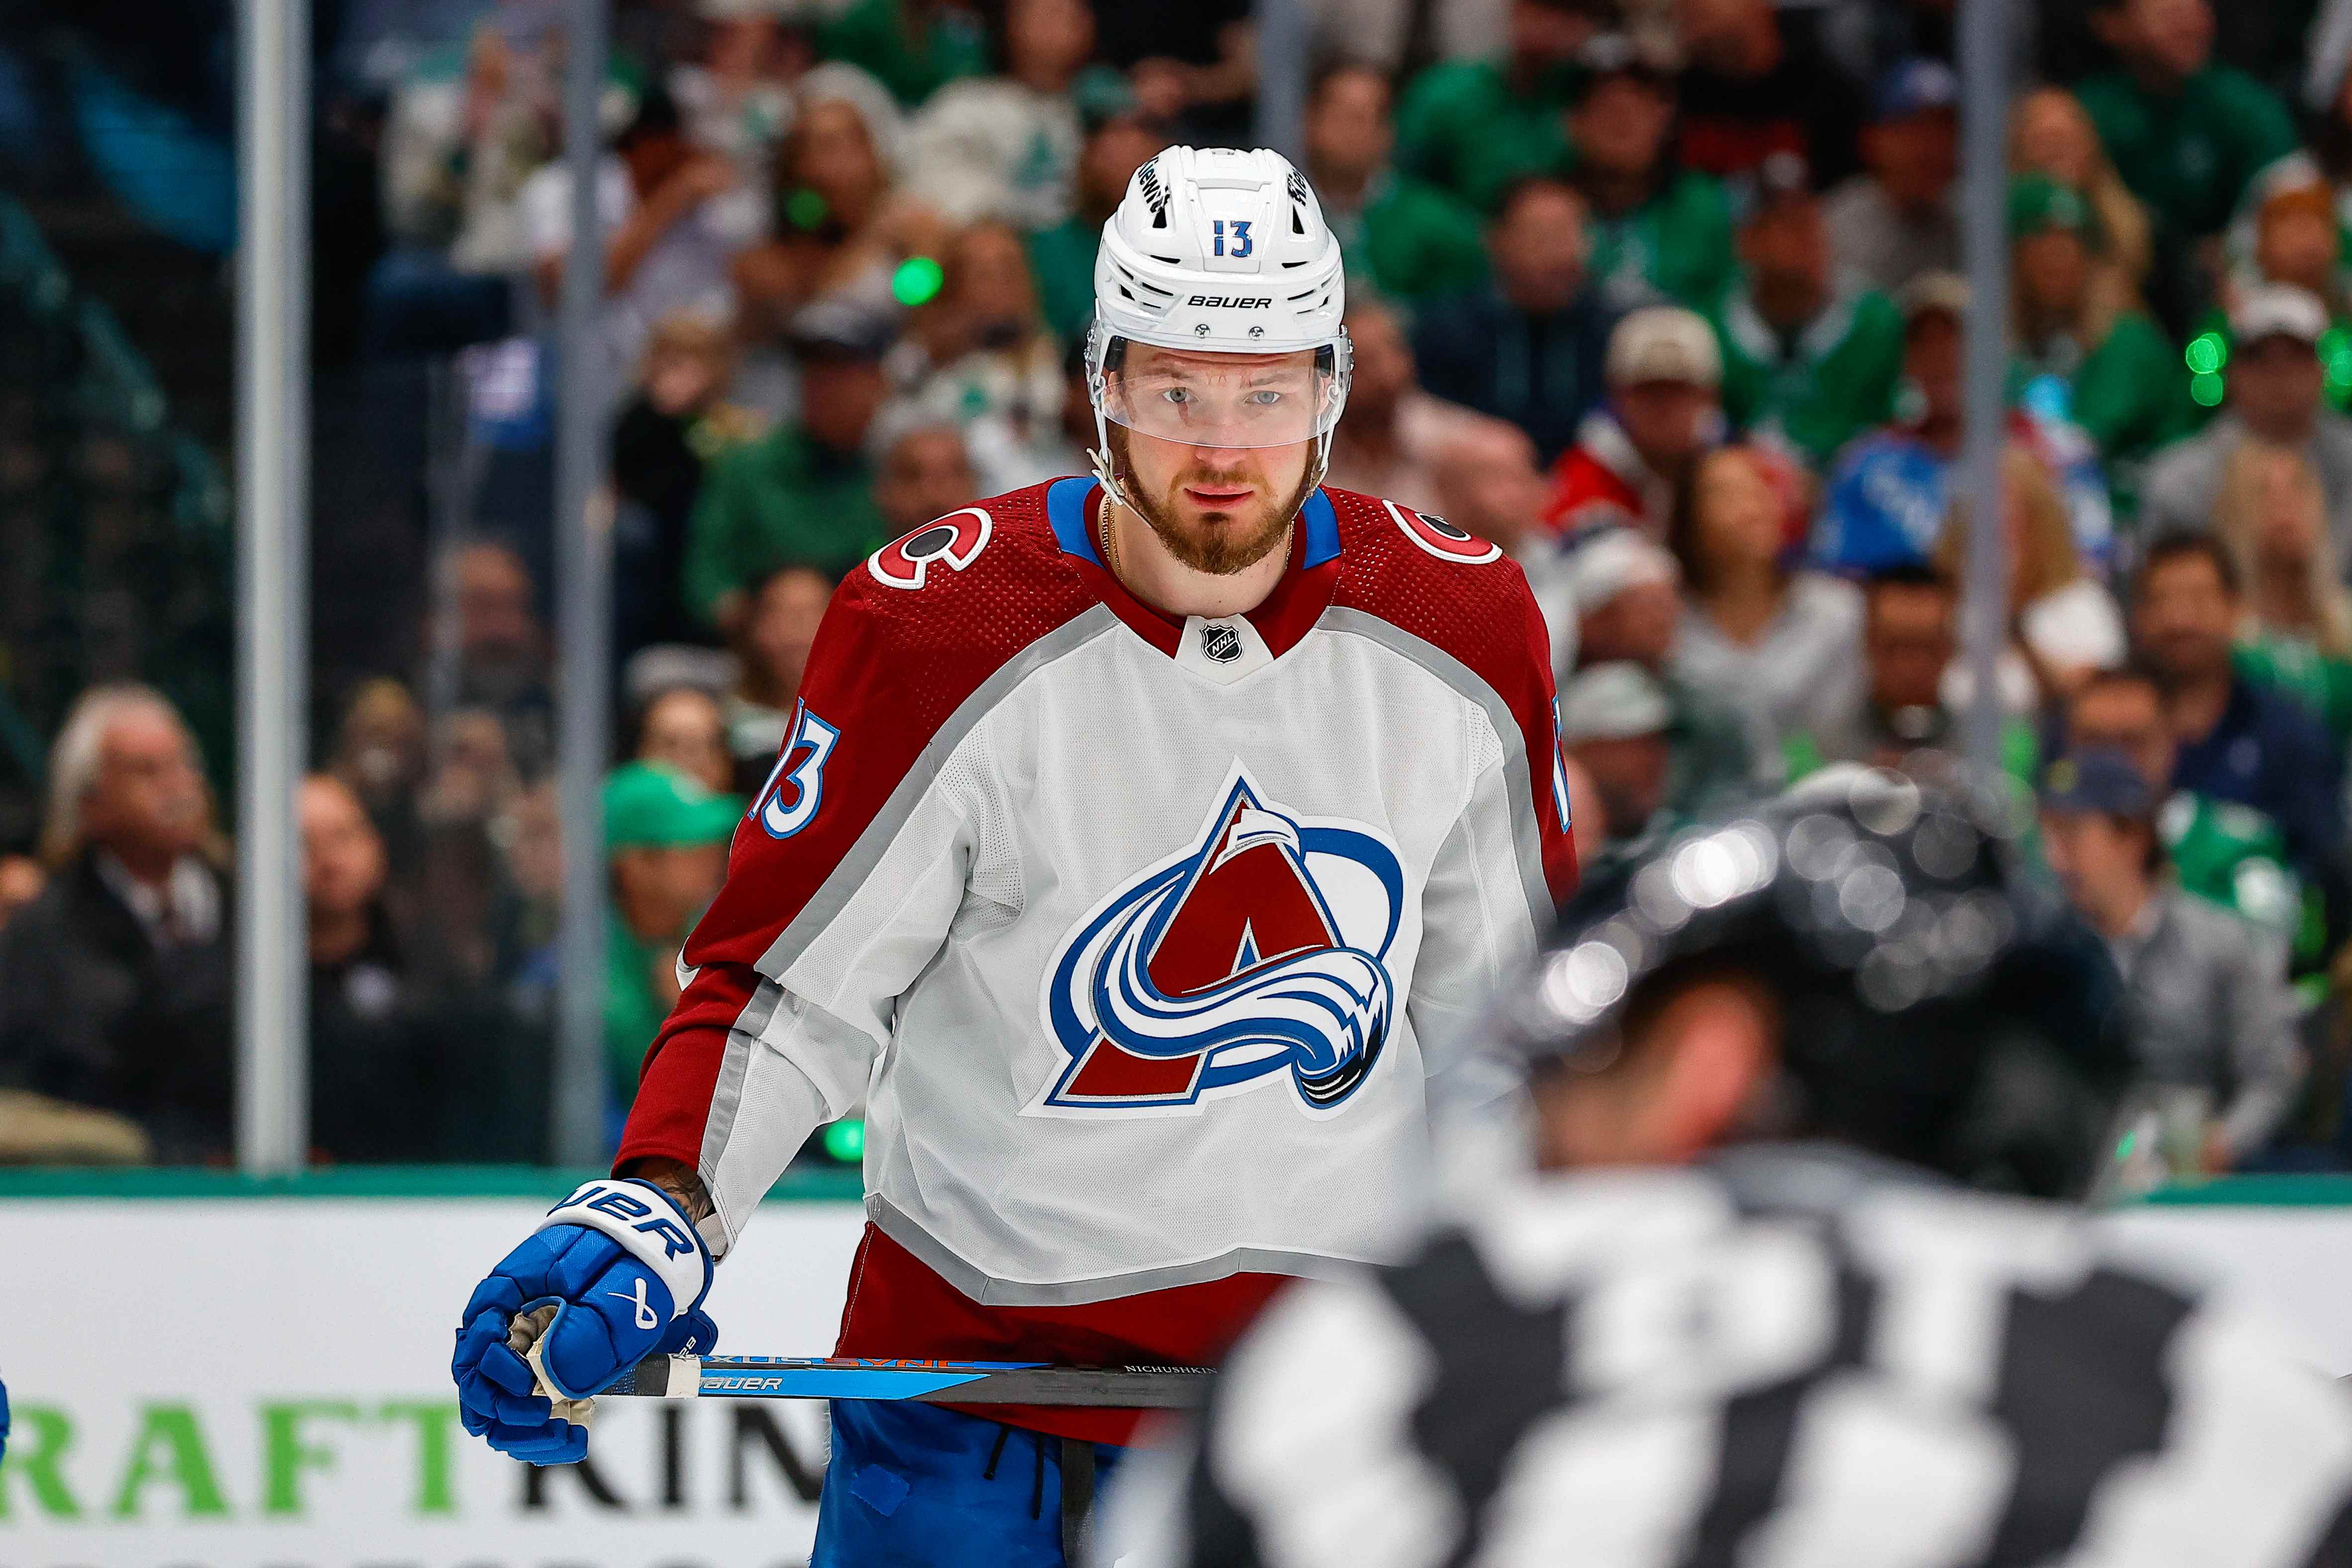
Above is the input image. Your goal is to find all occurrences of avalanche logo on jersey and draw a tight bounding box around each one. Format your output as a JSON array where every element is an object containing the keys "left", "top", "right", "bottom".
[{"left": 1030, "top": 765, "right": 1405, "bottom": 1118}]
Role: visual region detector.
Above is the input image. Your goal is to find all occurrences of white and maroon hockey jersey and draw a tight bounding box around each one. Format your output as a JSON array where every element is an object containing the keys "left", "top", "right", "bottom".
[{"left": 618, "top": 477, "right": 1578, "bottom": 1440}]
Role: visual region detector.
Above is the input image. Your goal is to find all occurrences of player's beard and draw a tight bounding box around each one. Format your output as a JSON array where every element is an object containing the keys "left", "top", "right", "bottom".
[{"left": 1108, "top": 426, "right": 1317, "bottom": 576}]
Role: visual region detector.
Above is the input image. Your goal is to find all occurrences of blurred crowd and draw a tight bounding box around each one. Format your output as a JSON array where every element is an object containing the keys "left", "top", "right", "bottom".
[{"left": 12, "top": 0, "right": 2352, "bottom": 1180}]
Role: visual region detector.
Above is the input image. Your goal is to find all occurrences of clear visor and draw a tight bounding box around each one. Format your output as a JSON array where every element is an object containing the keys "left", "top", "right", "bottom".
[{"left": 1089, "top": 333, "right": 1350, "bottom": 450}]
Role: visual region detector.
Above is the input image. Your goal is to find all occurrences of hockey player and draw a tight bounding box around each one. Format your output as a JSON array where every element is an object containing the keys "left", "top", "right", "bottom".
[
  {"left": 449, "top": 144, "right": 1577, "bottom": 1564},
  {"left": 1109, "top": 766, "right": 2352, "bottom": 1567}
]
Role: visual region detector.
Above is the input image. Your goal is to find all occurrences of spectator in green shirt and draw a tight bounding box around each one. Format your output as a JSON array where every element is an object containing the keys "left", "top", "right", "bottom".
[
  {"left": 602, "top": 761, "right": 741, "bottom": 1121},
  {"left": 683, "top": 302, "right": 897, "bottom": 634},
  {"left": 2210, "top": 438, "right": 2352, "bottom": 747},
  {"left": 1026, "top": 101, "right": 1166, "bottom": 344},
  {"left": 2076, "top": 0, "right": 2299, "bottom": 244},
  {"left": 2008, "top": 174, "right": 2190, "bottom": 494},
  {"left": 1564, "top": 35, "right": 1738, "bottom": 311},
  {"left": 816, "top": 0, "right": 990, "bottom": 109},
  {"left": 1393, "top": 0, "right": 1599, "bottom": 212},
  {"left": 1710, "top": 154, "right": 1905, "bottom": 467},
  {"left": 1304, "top": 63, "right": 1489, "bottom": 307}
]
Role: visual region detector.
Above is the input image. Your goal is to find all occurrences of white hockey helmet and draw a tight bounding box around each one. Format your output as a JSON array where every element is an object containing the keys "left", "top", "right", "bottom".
[{"left": 1086, "top": 147, "right": 1352, "bottom": 497}]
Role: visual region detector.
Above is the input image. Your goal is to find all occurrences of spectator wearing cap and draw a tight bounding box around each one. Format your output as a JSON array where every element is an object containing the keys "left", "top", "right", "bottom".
[
  {"left": 1323, "top": 297, "right": 1483, "bottom": 516},
  {"left": 1412, "top": 176, "right": 1616, "bottom": 464},
  {"left": 1305, "top": 63, "right": 1490, "bottom": 307},
  {"left": 1557, "top": 661, "right": 1676, "bottom": 852},
  {"left": 611, "top": 310, "right": 766, "bottom": 662},
  {"left": 1561, "top": 525, "right": 1763, "bottom": 817},
  {"left": 2008, "top": 173, "right": 2190, "bottom": 510},
  {"left": 2075, "top": 0, "right": 2298, "bottom": 251},
  {"left": 1542, "top": 305, "right": 1723, "bottom": 538},
  {"left": 2131, "top": 530, "right": 2348, "bottom": 904},
  {"left": 2200, "top": 181, "right": 2352, "bottom": 417},
  {"left": 603, "top": 761, "right": 743, "bottom": 1127},
  {"left": 1669, "top": 444, "right": 1864, "bottom": 762},
  {"left": 2208, "top": 441, "right": 2352, "bottom": 750},
  {"left": 2011, "top": 86, "right": 2155, "bottom": 293},
  {"left": 1709, "top": 153, "right": 1905, "bottom": 468},
  {"left": 520, "top": 82, "right": 762, "bottom": 379},
  {"left": 1671, "top": 0, "right": 1868, "bottom": 195},
  {"left": 1026, "top": 99, "right": 1164, "bottom": 344},
  {"left": 2140, "top": 284, "right": 2352, "bottom": 554},
  {"left": 2064, "top": 667, "right": 2315, "bottom": 968},
  {"left": 1565, "top": 35, "right": 1738, "bottom": 313},
  {"left": 2038, "top": 745, "right": 2303, "bottom": 1172},
  {"left": 1394, "top": 0, "right": 1599, "bottom": 213},
  {"left": 1816, "top": 272, "right": 2115, "bottom": 574},
  {"left": 684, "top": 301, "right": 897, "bottom": 633},
  {"left": 905, "top": 0, "right": 1102, "bottom": 229},
  {"left": 816, "top": 0, "right": 990, "bottom": 109},
  {"left": 1823, "top": 58, "right": 1960, "bottom": 295}
]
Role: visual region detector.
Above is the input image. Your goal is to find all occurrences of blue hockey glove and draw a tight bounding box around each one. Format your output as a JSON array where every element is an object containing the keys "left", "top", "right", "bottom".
[
  {"left": 1, "top": 1370, "right": 10, "bottom": 1466},
  {"left": 451, "top": 1178, "right": 718, "bottom": 1465}
]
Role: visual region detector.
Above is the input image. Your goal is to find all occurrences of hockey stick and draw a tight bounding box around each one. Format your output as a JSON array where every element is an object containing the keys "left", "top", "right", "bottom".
[{"left": 600, "top": 1354, "right": 1214, "bottom": 1408}]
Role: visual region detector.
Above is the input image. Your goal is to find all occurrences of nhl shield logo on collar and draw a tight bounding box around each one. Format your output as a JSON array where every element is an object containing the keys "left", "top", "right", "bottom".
[
  {"left": 1200, "top": 622, "right": 1243, "bottom": 664},
  {"left": 1027, "top": 763, "right": 1407, "bottom": 1118}
]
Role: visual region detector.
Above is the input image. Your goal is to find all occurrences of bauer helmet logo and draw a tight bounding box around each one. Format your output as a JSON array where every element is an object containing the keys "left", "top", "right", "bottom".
[{"left": 1187, "top": 295, "right": 1272, "bottom": 308}]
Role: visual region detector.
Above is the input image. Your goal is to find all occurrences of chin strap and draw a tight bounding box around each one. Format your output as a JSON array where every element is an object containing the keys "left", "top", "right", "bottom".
[{"left": 1087, "top": 402, "right": 1140, "bottom": 522}]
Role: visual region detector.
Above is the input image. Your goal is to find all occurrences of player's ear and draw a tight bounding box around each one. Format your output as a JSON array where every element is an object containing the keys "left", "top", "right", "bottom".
[{"left": 1645, "top": 979, "right": 1774, "bottom": 1163}]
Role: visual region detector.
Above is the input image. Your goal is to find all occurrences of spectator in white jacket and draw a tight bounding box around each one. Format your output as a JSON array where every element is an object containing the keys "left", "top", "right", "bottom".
[{"left": 905, "top": 0, "right": 1100, "bottom": 229}]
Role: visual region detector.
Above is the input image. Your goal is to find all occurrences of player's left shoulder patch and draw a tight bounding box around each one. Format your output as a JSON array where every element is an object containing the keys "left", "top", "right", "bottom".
[
  {"left": 870, "top": 507, "right": 994, "bottom": 589},
  {"left": 1382, "top": 498, "right": 1501, "bottom": 564}
]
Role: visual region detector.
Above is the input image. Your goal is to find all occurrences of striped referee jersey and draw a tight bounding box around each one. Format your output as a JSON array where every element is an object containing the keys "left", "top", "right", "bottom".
[{"left": 1103, "top": 1145, "right": 2352, "bottom": 1568}]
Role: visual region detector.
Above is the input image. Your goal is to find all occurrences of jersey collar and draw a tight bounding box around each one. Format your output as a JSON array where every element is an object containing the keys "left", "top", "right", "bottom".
[{"left": 1046, "top": 477, "right": 1342, "bottom": 660}]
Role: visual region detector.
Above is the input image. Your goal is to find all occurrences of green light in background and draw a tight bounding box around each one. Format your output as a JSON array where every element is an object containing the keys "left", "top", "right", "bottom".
[
  {"left": 785, "top": 188, "right": 829, "bottom": 231},
  {"left": 892, "top": 255, "right": 944, "bottom": 307},
  {"left": 824, "top": 1119, "right": 865, "bottom": 1162},
  {"left": 2323, "top": 328, "right": 2352, "bottom": 393},
  {"left": 2190, "top": 370, "right": 2225, "bottom": 407},
  {"left": 2184, "top": 331, "right": 2227, "bottom": 375}
]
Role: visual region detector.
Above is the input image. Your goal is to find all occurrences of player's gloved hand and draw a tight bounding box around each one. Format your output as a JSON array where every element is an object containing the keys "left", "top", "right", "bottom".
[{"left": 451, "top": 1178, "right": 718, "bottom": 1465}]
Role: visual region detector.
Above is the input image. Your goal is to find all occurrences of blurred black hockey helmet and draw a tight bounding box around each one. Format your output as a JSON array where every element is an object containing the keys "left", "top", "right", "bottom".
[{"left": 1484, "top": 764, "right": 2132, "bottom": 1198}]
